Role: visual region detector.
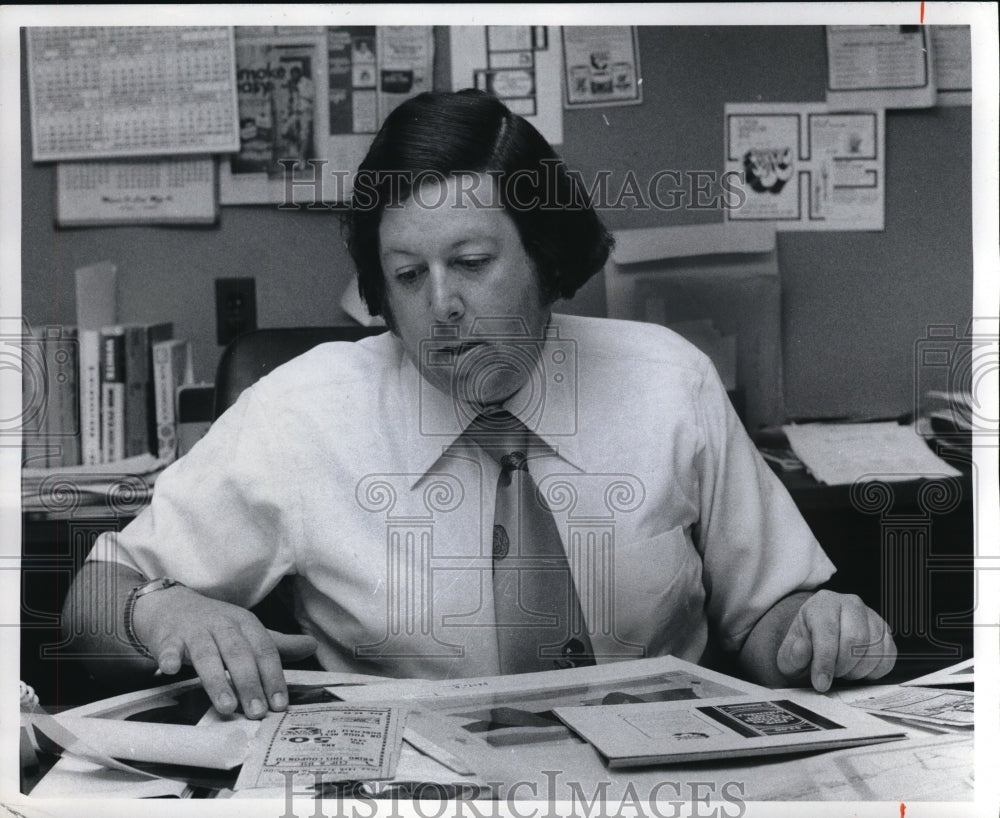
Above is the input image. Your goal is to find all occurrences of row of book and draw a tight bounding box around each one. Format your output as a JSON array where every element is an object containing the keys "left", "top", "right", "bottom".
[{"left": 22, "top": 321, "right": 193, "bottom": 469}]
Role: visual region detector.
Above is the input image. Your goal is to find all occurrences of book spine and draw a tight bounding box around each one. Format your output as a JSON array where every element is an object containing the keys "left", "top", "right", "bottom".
[
  {"left": 21, "top": 326, "right": 50, "bottom": 468},
  {"left": 144, "top": 323, "right": 174, "bottom": 455},
  {"left": 78, "top": 328, "right": 102, "bottom": 465},
  {"left": 152, "top": 340, "right": 190, "bottom": 461},
  {"left": 122, "top": 326, "right": 148, "bottom": 458},
  {"left": 100, "top": 328, "right": 125, "bottom": 463},
  {"left": 44, "top": 326, "right": 81, "bottom": 467}
]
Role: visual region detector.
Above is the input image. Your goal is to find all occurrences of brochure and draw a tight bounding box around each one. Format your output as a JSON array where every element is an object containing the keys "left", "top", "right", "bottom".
[{"left": 553, "top": 694, "right": 906, "bottom": 767}]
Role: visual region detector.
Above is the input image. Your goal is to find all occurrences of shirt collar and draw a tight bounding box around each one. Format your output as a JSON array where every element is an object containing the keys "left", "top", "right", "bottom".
[{"left": 401, "top": 323, "right": 588, "bottom": 487}]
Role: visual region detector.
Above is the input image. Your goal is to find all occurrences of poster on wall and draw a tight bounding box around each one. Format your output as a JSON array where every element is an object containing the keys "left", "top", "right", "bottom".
[
  {"left": 561, "top": 26, "right": 642, "bottom": 108},
  {"left": 219, "top": 29, "right": 331, "bottom": 205},
  {"left": 221, "top": 26, "right": 433, "bottom": 205},
  {"left": 825, "top": 25, "right": 936, "bottom": 109},
  {"left": 724, "top": 102, "right": 885, "bottom": 231},
  {"left": 450, "top": 26, "right": 563, "bottom": 145}
]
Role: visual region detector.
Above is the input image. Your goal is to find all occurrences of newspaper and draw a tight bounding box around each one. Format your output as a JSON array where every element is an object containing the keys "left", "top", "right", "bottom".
[{"left": 234, "top": 704, "right": 406, "bottom": 791}]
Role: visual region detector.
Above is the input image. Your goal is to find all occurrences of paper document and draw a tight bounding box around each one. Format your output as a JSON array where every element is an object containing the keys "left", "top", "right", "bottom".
[
  {"left": 848, "top": 687, "right": 973, "bottom": 728},
  {"left": 782, "top": 421, "right": 962, "bottom": 485},
  {"left": 337, "top": 656, "right": 769, "bottom": 779},
  {"left": 825, "top": 25, "right": 936, "bottom": 109},
  {"left": 554, "top": 694, "right": 905, "bottom": 767},
  {"left": 235, "top": 705, "right": 406, "bottom": 791},
  {"left": 55, "top": 716, "right": 248, "bottom": 769}
]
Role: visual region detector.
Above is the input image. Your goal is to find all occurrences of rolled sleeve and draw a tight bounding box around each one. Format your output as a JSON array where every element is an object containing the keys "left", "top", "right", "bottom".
[{"left": 692, "top": 358, "right": 835, "bottom": 652}]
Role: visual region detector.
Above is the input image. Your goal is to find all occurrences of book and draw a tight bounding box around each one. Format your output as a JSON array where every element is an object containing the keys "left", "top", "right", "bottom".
[
  {"left": 553, "top": 694, "right": 906, "bottom": 767},
  {"left": 78, "top": 329, "right": 102, "bottom": 464},
  {"left": 133, "top": 322, "right": 173, "bottom": 456},
  {"left": 99, "top": 327, "right": 126, "bottom": 463},
  {"left": 102, "top": 322, "right": 173, "bottom": 458},
  {"left": 152, "top": 339, "right": 193, "bottom": 461},
  {"left": 74, "top": 261, "right": 118, "bottom": 465},
  {"left": 43, "top": 325, "right": 81, "bottom": 467},
  {"left": 21, "top": 325, "right": 51, "bottom": 468}
]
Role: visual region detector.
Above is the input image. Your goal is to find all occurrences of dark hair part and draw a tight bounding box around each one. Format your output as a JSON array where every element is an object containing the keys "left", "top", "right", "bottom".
[{"left": 345, "top": 89, "right": 614, "bottom": 318}]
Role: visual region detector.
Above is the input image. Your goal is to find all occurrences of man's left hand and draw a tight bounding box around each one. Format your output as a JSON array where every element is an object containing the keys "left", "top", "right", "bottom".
[{"left": 776, "top": 590, "right": 897, "bottom": 692}]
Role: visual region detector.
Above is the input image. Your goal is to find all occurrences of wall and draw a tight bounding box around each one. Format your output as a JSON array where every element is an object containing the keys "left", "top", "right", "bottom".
[{"left": 20, "top": 26, "right": 973, "bottom": 419}]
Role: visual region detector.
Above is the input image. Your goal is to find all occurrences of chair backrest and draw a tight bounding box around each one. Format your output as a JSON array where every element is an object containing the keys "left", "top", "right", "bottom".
[{"left": 213, "top": 326, "right": 385, "bottom": 420}]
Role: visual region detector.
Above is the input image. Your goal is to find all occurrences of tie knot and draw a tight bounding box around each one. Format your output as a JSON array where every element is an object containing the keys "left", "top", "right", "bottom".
[
  {"left": 466, "top": 410, "right": 533, "bottom": 465},
  {"left": 500, "top": 451, "right": 528, "bottom": 473}
]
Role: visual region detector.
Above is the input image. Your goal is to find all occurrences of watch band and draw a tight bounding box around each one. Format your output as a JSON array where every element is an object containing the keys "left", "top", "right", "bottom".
[{"left": 123, "top": 578, "right": 185, "bottom": 660}]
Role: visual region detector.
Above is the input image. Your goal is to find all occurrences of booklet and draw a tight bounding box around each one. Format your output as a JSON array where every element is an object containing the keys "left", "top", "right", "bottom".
[{"left": 553, "top": 694, "right": 906, "bottom": 768}]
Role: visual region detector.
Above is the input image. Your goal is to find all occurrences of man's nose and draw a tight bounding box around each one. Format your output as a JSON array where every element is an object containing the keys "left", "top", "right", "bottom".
[{"left": 428, "top": 269, "right": 465, "bottom": 324}]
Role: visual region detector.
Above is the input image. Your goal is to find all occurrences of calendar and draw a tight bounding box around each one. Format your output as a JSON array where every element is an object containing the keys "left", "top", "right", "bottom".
[{"left": 27, "top": 26, "right": 240, "bottom": 161}]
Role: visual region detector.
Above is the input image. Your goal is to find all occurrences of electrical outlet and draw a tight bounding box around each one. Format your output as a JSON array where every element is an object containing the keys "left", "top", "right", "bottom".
[{"left": 215, "top": 277, "right": 257, "bottom": 346}]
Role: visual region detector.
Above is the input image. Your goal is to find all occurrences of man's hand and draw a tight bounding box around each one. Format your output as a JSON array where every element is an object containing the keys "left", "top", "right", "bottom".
[
  {"left": 775, "top": 590, "right": 896, "bottom": 692},
  {"left": 132, "top": 585, "right": 318, "bottom": 719}
]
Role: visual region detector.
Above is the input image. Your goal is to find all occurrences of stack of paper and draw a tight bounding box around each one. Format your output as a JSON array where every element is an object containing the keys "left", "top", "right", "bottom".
[{"left": 782, "top": 421, "right": 962, "bottom": 485}]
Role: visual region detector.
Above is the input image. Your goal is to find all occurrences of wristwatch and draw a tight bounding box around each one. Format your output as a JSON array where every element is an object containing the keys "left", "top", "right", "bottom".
[{"left": 123, "top": 577, "right": 186, "bottom": 660}]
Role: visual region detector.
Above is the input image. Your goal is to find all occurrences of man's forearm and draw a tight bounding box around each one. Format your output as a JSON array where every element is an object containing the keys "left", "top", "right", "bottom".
[
  {"left": 738, "top": 590, "right": 812, "bottom": 686},
  {"left": 61, "top": 560, "right": 158, "bottom": 679}
]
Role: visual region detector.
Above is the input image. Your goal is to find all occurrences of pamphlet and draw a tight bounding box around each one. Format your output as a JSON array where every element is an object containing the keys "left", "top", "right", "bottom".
[
  {"left": 848, "top": 687, "right": 974, "bottom": 728},
  {"left": 553, "top": 694, "right": 905, "bottom": 767},
  {"left": 234, "top": 705, "right": 406, "bottom": 791}
]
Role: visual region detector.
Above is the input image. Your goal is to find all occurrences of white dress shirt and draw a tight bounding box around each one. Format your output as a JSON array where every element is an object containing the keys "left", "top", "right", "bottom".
[{"left": 90, "top": 314, "right": 834, "bottom": 679}]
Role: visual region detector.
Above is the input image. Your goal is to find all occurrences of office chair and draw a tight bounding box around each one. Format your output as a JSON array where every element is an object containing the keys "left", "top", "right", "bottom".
[
  {"left": 212, "top": 325, "right": 386, "bottom": 652},
  {"left": 213, "top": 325, "right": 385, "bottom": 419}
]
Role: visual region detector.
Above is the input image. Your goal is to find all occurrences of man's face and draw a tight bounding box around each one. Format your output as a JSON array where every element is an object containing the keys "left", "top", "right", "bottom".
[{"left": 378, "top": 173, "right": 551, "bottom": 409}]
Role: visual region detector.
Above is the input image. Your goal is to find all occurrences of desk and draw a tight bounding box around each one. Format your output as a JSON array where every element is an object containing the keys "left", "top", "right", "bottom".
[
  {"left": 21, "top": 505, "right": 140, "bottom": 707},
  {"left": 770, "top": 461, "right": 975, "bottom": 683},
  {"left": 24, "top": 671, "right": 974, "bottom": 805}
]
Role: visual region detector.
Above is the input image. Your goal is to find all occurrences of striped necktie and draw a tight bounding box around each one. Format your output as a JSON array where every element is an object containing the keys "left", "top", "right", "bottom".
[{"left": 468, "top": 410, "right": 595, "bottom": 674}]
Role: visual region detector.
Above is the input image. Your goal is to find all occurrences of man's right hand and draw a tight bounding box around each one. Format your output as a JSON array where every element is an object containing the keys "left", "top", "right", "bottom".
[{"left": 132, "top": 584, "right": 318, "bottom": 719}]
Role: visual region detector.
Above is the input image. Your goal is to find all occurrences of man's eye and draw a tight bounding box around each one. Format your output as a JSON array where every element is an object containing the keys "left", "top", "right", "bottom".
[{"left": 396, "top": 267, "right": 423, "bottom": 284}]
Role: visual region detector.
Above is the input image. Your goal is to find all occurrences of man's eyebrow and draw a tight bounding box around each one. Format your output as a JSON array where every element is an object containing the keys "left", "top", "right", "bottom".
[{"left": 380, "top": 236, "right": 499, "bottom": 256}]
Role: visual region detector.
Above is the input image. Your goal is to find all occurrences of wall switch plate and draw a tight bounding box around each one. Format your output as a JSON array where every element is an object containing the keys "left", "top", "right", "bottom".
[{"left": 215, "top": 277, "right": 257, "bottom": 346}]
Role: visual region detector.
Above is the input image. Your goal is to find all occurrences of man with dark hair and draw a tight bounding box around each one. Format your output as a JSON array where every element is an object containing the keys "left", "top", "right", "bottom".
[{"left": 66, "top": 91, "right": 895, "bottom": 721}]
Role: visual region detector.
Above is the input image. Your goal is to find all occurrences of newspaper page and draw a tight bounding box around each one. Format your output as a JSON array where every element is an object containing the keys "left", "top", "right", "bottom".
[
  {"left": 26, "top": 26, "right": 239, "bottom": 160},
  {"left": 55, "top": 156, "right": 217, "bottom": 226},
  {"left": 234, "top": 705, "right": 406, "bottom": 791}
]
